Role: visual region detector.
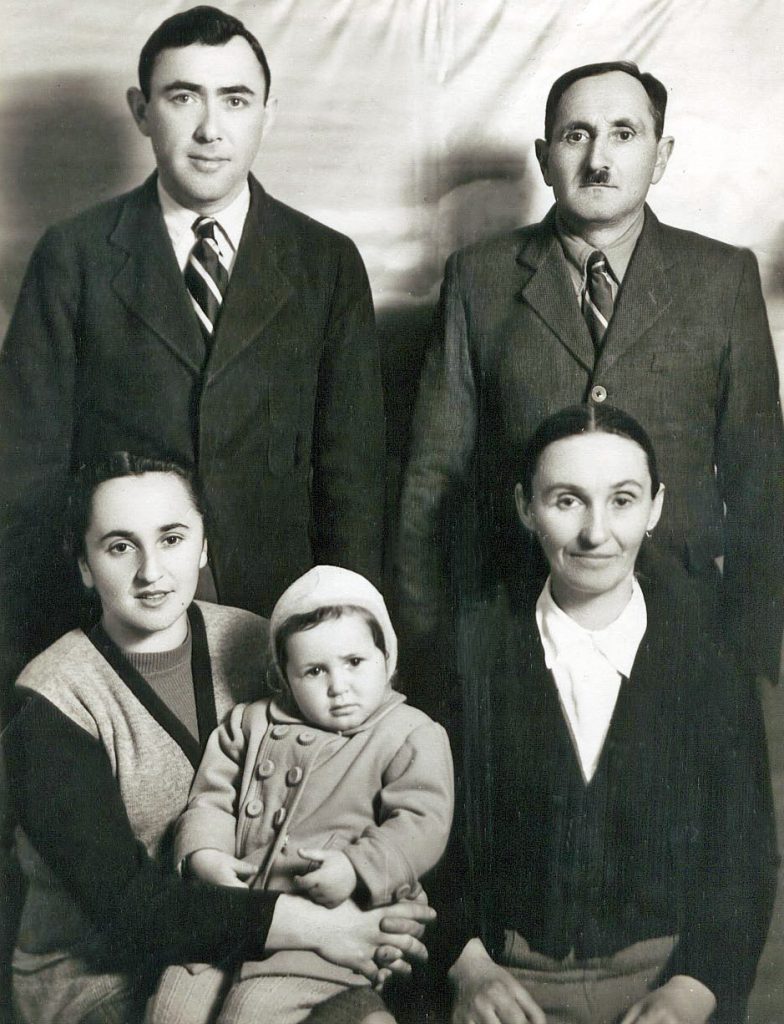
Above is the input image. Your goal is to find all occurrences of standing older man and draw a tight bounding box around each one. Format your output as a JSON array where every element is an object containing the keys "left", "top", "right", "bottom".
[
  {"left": 399, "top": 61, "right": 784, "bottom": 690},
  {"left": 0, "top": 6, "right": 385, "bottom": 674}
]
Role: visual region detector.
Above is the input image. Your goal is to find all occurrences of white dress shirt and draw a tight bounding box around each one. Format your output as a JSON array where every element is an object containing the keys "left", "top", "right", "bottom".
[
  {"left": 536, "top": 576, "right": 647, "bottom": 783},
  {"left": 157, "top": 179, "right": 251, "bottom": 275}
]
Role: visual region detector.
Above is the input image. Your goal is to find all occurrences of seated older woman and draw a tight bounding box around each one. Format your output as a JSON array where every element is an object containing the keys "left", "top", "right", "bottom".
[
  {"left": 441, "top": 405, "right": 777, "bottom": 1024},
  {"left": 5, "top": 453, "right": 433, "bottom": 1024}
]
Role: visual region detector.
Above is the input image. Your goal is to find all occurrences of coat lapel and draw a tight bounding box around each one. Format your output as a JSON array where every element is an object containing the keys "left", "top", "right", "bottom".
[
  {"left": 208, "top": 177, "right": 294, "bottom": 380},
  {"left": 109, "top": 176, "right": 206, "bottom": 375},
  {"left": 516, "top": 209, "right": 595, "bottom": 373},
  {"left": 594, "top": 207, "right": 674, "bottom": 376}
]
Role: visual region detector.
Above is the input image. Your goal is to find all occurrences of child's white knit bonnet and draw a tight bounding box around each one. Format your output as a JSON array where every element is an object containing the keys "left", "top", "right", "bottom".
[{"left": 269, "top": 565, "right": 398, "bottom": 680}]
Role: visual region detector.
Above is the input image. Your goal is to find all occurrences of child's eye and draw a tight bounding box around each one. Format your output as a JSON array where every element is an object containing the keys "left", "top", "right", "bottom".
[
  {"left": 305, "top": 666, "right": 323, "bottom": 678},
  {"left": 108, "top": 541, "right": 132, "bottom": 555},
  {"left": 348, "top": 657, "right": 364, "bottom": 668},
  {"left": 161, "top": 534, "right": 183, "bottom": 547}
]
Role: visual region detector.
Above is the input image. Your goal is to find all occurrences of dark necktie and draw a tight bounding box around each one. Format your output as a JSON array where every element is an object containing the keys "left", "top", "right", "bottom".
[
  {"left": 582, "top": 250, "right": 614, "bottom": 354},
  {"left": 184, "top": 217, "right": 229, "bottom": 341}
]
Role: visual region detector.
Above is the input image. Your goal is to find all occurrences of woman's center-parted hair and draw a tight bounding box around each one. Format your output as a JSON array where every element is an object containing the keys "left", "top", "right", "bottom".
[
  {"left": 273, "top": 605, "right": 388, "bottom": 687},
  {"left": 517, "top": 403, "right": 661, "bottom": 501},
  {"left": 65, "top": 452, "right": 206, "bottom": 561}
]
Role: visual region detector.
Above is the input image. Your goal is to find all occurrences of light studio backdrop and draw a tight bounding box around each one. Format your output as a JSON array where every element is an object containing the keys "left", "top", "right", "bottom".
[{"left": 2, "top": 0, "right": 783, "bottom": 1019}]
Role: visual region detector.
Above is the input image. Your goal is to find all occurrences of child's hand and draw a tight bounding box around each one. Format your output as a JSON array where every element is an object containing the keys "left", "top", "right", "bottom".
[
  {"left": 294, "top": 847, "right": 358, "bottom": 907},
  {"left": 187, "top": 849, "right": 256, "bottom": 889}
]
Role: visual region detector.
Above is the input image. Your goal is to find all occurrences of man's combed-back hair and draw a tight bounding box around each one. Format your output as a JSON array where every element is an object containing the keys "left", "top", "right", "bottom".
[
  {"left": 138, "top": 5, "right": 271, "bottom": 101},
  {"left": 544, "top": 61, "right": 668, "bottom": 141}
]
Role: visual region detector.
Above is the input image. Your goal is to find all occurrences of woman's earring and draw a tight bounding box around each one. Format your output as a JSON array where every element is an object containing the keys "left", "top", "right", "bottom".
[{"left": 645, "top": 530, "right": 652, "bottom": 539}]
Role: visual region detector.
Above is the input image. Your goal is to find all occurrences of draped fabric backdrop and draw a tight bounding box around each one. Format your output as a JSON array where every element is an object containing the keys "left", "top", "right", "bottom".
[{"left": 1, "top": 0, "right": 783, "bottom": 1019}]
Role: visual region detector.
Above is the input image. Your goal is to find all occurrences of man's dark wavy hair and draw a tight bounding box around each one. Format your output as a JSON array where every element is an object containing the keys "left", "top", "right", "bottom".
[{"left": 138, "top": 5, "right": 271, "bottom": 101}]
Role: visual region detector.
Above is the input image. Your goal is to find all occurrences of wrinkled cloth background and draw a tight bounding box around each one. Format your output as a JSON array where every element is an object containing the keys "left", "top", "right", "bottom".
[{"left": 1, "top": 1, "right": 783, "bottom": 1020}]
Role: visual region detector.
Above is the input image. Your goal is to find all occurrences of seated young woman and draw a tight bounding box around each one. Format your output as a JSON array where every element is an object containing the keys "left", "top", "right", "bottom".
[
  {"left": 5, "top": 453, "right": 433, "bottom": 1024},
  {"left": 440, "top": 404, "right": 777, "bottom": 1024}
]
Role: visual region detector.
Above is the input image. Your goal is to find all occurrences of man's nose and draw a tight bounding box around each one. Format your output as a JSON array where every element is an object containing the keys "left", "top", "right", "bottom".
[
  {"left": 193, "top": 100, "right": 222, "bottom": 143},
  {"left": 585, "top": 134, "right": 610, "bottom": 171}
]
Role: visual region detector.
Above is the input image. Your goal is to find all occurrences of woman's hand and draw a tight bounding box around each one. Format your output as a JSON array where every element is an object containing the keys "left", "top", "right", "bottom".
[
  {"left": 186, "top": 849, "right": 256, "bottom": 888},
  {"left": 294, "top": 847, "right": 358, "bottom": 907},
  {"left": 267, "top": 893, "right": 435, "bottom": 984},
  {"left": 619, "top": 976, "right": 716, "bottom": 1024},
  {"left": 449, "top": 938, "right": 545, "bottom": 1024}
]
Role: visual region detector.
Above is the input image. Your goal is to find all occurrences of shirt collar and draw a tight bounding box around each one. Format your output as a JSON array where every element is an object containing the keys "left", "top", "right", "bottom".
[
  {"left": 157, "top": 178, "right": 251, "bottom": 255},
  {"left": 555, "top": 205, "right": 645, "bottom": 288},
  {"left": 536, "top": 575, "right": 647, "bottom": 679}
]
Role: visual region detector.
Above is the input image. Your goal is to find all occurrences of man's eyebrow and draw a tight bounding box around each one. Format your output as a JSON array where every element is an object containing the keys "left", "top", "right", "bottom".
[
  {"left": 161, "top": 80, "right": 256, "bottom": 96},
  {"left": 560, "top": 120, "right": 593, "bottom": 134},
  {"left": 162, "top": 80, "right": 205, "bottom": 94},
  {"left": 217, "top": 85, "right": 256, "bottom": 96}
]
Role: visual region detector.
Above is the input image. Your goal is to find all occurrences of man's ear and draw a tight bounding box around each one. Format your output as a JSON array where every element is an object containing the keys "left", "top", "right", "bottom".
[
  {"left": 651, "top": 136, "right": 674, "bottom": 185},
  {"left": 126, "top": 87, "right": 151, "bottom": 137},
  {"left": 261, "top": 95, "right": 278, "bottom": 138},
  {"left": 514, "top": 483, "right": 536, "bottom": 532},
  {"left": 534, "top": 138, "right": 551, "bottom": 186}
]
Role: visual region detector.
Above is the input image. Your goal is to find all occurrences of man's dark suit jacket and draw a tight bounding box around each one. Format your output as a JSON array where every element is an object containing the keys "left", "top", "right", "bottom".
[
  {"left": 0, "top": 174, "right": 385, "bottom": 671},
  {"left": 398, "top": 206, "right": 784, "bottom": 680}
]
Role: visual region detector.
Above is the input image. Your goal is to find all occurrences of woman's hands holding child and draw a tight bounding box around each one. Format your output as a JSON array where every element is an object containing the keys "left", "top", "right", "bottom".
[
  {"left": 294, "top": 847, "right": 358, "bottom": 907},
  {"left": 186, "top": 849, "right": 256, "bottom": 889}
]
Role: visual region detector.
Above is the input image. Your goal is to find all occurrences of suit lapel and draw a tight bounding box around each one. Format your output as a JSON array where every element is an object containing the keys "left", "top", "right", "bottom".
[
  {"left": 109, "top": 176, "right": 206, "bottom": 374},
  {"left": 595, "top": 207, "right": 673, "bottom": 375},
  {"left": 208, "top": 178, "right": 294, "bottom": 380},
  {"left": 516, "top": 210, "right": 595, "bottom": 372}
]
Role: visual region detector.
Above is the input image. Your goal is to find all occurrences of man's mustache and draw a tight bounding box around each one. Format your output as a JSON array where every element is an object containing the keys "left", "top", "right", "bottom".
[{"left": 584, "top": 168, "right": 611, "bottom": 185}]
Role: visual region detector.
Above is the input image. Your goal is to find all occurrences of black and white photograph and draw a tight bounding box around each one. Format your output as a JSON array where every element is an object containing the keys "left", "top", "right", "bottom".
[{"left": 1, "top": 3, "right": 783, "bottom": 1023}]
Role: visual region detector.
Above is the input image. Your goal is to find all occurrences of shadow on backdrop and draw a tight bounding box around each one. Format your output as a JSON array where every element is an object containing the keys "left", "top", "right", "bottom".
[{"left": 0, "top": 72, "right": 133, "bottom": 325}]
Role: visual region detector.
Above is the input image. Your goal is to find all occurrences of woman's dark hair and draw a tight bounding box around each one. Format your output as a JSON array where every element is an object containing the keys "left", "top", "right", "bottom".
[
  {"left": 138, "top": 5, "right": 271, "bottom": 102},
  {"left": 518, "top": 404, "right": 661, "bottom": 501},
  {"left": 65, "top": 452, "right": 206, "bottom": 560},
  {"left": 274, "top": 605, "right": 387, "bottom": 682}
]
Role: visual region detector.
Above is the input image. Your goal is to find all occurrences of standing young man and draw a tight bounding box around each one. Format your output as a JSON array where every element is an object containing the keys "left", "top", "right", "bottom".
[{"left": 0, "top": 6, "right": 385, "bottom": 677}]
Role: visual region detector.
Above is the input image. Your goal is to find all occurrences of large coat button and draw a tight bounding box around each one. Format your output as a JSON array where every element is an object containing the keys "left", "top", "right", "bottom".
[
  {"left": 245, "top": 799, "right": 263, "bottom": 818},
  {"left": 257, "top": 759, "right": 275, "bottom": 778},
  {"left": 297, "top": 730, "right": 317, "bottom": 746},
  {"left": 286, "top": 766, "right": 304, "bottom": 786},
  {"left": 271, "top": 725, "right": 290, "bottom": 739}
]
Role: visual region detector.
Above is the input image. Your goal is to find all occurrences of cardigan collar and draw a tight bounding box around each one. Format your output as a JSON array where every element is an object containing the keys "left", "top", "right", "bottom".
[{"left": 88, "top": 603, "right": 216, "bottom": 769}]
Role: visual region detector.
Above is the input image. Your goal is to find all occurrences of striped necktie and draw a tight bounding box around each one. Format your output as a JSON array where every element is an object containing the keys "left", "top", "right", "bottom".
[
  {"left": 582, "top": 250, "right": 614, "bottom": 355},
  {"left": 185, "top": 216, "right": 229, "bottom": 341}
]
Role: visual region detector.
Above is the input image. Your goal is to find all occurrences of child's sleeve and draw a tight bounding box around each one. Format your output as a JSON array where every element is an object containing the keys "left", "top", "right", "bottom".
[
  {"left": 174, "top": 701, "right": 251, "bottom": 869},
  {"left": 343, "top": 719, "right": 455, "bottom": 906}
]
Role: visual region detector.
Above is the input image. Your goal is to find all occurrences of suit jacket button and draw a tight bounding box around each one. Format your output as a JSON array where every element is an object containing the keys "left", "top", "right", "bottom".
[
  {"left": 257, "top": 759, "right": 275, "bottom": 778},
  {"left": 297, "top": 730, "right": 317, "bottom": 745},
  {"left": 590, "top": 384, "right": 607, "bottom": 403},
  {"left": 286, "top": 766, "right": 304, "bottom": 786},
  {"left": 271, "top": 725, "right": 290, "bottom": 739},
  {"left": 246, "top": 799, "right": 263, "bottom": 818}
]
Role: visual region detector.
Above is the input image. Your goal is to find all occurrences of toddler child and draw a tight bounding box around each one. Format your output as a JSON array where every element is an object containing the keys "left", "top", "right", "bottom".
[{"left": 147, "top": 566, "right": 454, "bottom": 1024}]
